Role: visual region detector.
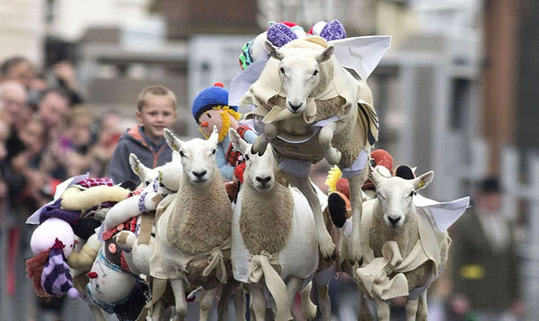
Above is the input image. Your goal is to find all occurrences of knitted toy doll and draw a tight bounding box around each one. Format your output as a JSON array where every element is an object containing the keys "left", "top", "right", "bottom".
[
  {"left": 192, "top": 82, "right": 257, "bottom": 182},
  {"left": 238, "top": 20, "right": 347, "bottom": 71},
  {"left": 25, "top": 174, "right": 132, "bottom": 298}
]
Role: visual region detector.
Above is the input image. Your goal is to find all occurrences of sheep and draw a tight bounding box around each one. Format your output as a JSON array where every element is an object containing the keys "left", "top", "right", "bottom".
[
  {"left": 229, "top": 128, "right": 320, "bottom": 321},
  {"left": 149, "top": 127, "right": 240, "bottom": 321},
  {"left": 349, "top": 166, "right": 451, "bottom": 321},
  {"left": 240, "top": 36, "right": 379, "bottom": 262}
]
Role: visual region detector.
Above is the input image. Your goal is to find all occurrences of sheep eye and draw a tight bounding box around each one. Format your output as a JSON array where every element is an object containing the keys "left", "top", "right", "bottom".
[
  {"left": 280, "top": 67, "right": 285, "bottom": 74},
  {"left": 409, "top": 191, "right": 416, "bottom": 197},
  {"left": 145, "top": 180, "right": 150, "bottom": 186},
  {"left": 179, "top": 150, "right": 185, "bottom": 157},
  {"left": 313, "top": 70, "right": 319, "bottom": 76},
  {"left": 211, "top": 149, "right": 216, "bottom": 155}
]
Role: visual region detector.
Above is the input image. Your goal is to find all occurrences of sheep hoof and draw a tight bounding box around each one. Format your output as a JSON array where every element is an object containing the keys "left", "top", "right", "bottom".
[
  {"left": 305, "top": 302, "right": 317, "bottom": 320},
  {"left": 253, "top": 137, "right": 268, "bottom": 155},
  {"left": 325, "top": 148, "right": 341, "bottom": 165},
  {"left": 318, "top": 232, "right": 336, "bottom": 258}
]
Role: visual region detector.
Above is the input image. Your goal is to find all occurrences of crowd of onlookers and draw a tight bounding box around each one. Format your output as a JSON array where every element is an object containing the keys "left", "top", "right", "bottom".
[
  {"left": 0, "top": 55, "right": 124, "bottom": 321},
  {"left": 0, "top": 56, "right": 124, "bottom": 217}
]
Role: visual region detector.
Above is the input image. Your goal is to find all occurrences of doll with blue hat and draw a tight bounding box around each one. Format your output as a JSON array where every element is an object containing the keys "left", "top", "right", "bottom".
[{"left": 192, "top": 82, "right": 257, "bottom": 181}]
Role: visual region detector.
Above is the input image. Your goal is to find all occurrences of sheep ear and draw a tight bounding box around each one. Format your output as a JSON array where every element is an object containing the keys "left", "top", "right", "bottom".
[
  {"left": 164, "top": 128, "right": 183, "bottom": 152},
  {"left": 228, "top": 128, "right": 249, "bottom": 155},
  {"left": 368, "top": 163, "right": 382, "bottom": 186},
  {"left": 129, "top": 153, "right": 144, "bottom": 178},
  {"left": 316, "top": 46, "right": 334, "bottom": 63},
  {"left": 265, "top": 40, "right": 284, "bottom": 60},
  {"left": 208, "top": 126, "right": 219, "bottom": 147},
  {"left": 413, "top": 170, "right": 434, "bottom": 191},
  {"left": 171, "top": 151, "right": 180, "bottom": 162}
]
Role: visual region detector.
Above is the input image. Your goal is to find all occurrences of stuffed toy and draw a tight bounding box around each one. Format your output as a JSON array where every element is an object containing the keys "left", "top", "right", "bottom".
[
  {"left": 25, "top": 174, "right": 132, "bottom": 298},
  {"left": 238, "top": 20, "right": 347, "bottom": 71},
  {"left": 239, "top": 21, "right": 306, "bottom": 70},
  {"left": 192, "top": 82, "right": 257, "bottom": 181}
]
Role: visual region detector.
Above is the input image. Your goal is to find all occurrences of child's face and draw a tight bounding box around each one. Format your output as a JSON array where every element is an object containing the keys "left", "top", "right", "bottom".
[
  {"left": 136, "top": 95, "right": 176, "bottom": 141},
  {"left": 198, "top": 109, "right": 224, "bottom": 138}
]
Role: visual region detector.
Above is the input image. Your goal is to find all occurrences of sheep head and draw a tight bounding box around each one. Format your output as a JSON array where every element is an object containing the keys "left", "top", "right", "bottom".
[
  {"left": 369, "top": 165, "right": 434, "bottom": 228},
  {"left": 266, "top": 40, "right": 334, "bottom": 115},
  {"left": 164, "top": 127, "right": 219, "bottom": 187},
  {"left": 229, "top": 128, "right": 275, "bottom": 193}
]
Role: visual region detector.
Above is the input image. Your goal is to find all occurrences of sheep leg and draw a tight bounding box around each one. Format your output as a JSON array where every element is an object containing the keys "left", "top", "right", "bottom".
[
  {"left": 316, "top": 281, "right": 331, "bottom": 321},
  {"left": 169, "top": 279, "right": 188, "bottom": 321},
  {"left": 148, "top": 300, "right": 164, "bottom": 321},
  {"left": 249, "top": 285, "right": 266, "bottom": 321},
  {"left": 319, "top": 122, "right": 341, "bottom": 165},
  {"left": 406, "top": 297, "right": 420, "bottom": 321},
  {"left": 217, "top": 283, "right": 244, "bottom": 321},
  {"left": 416, "top": 291, "right": 428, "bottom": 321},
  {"left": 299, "top": 281, "right": 317, "bottom": 320},
  {"left": 286, "top": 277, "right": 303, "bottom": 321},
  {"left": 200, "top": 288, "right": 218, "bottom": 321},
  {"left": 290, "top": 176, "right": 335, "bottom": 258},
  {"left": 359, "top": 295, "right": 374, "bottom": 321},
  {"left": 375, "top": 298, "right": 390, "bottom": 321},
  {"left": 347, "top": 167, "right": 369, "bottom": 262},
  {"left": 216, "top": 284, "right": 229, "bottom": 321},
  {"left": 232, "top": 285, "right": 247, "bottom": 321},
  {"left": 252, "top": 134, "right": 269, "bottom": 155}
]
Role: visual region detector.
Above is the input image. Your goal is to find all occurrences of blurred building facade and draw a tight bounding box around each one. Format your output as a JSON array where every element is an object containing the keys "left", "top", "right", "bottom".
[{"left": 0, "top": 0, "right": 45, "bottom": 64}]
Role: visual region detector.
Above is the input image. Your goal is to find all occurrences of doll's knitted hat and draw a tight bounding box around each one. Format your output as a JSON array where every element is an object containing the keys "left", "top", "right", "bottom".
[
  {"left": 191, "top": 82, "right": 238, "bottom": 122},
  {"left": 41, "top": 239, "right": 79, "bottom": 298},
  {"left": 309, "top": 19, "right": 347, "bottom": 41}
]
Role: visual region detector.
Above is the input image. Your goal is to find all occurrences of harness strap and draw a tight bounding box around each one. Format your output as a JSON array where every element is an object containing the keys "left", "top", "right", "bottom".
[
  {"left": 138, "top": 214, "right": 153, "bottom": 245},
  {"left": 248, "top": 252, "right": 291, "bottom": 321}
]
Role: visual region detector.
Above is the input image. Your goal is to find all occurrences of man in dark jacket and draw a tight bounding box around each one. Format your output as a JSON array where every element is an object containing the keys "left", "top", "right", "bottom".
[{"left": 449, "top": 177, "right": 521, "bottom": 321}]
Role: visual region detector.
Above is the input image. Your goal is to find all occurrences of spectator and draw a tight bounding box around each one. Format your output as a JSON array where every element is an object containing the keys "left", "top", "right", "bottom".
[
  {"left": 59, "top": 106, "right": 96, "bottom": 176},
  {"left": 0, "top": 56, "right": 35, "bottom": 87},
  {"left": 449, "top": 177, "right": 522, "bottom": 321},
  {"left": 89, "top": 111, "right": 122, "bottom": 177},
  {"left": 51, "top": 61, "right": 84, "bottom": 105},
  {"left": 37, "top": 88, "right": 70, "bottom": 134},
  {"left": 37, "top": 88, "right": 71, "bottom": 182},
  {"left": 107, "top": 85, "right": 177, "bottom": 185},
  {"left": 0, "top": 80, "right": 28, "bottom": 128}
]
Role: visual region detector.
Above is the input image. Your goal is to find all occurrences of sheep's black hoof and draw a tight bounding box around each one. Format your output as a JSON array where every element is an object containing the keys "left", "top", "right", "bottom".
[{"left": 328, "top": 193, "right": 347, "bottom": 228}]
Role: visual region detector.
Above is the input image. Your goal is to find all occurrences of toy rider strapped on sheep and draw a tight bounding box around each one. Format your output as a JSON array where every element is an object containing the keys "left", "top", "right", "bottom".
[{"left": 230, "top": 19, "right": 391, "bottom": 260}]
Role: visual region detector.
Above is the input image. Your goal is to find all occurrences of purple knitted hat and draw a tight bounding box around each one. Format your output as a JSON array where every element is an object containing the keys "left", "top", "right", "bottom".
[
  {"left": 41, "top": 239, "right": 79, "bottom": 298},
  {"left": 267, "top": 23, "right": 298, "bottom": 47},
  {"left": 319, "top": 19, "right": 347, "bottom": 41}
]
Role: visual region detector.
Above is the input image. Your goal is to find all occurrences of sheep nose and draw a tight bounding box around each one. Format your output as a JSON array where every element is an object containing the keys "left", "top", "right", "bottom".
[
  {"left": 388, "top": 216, "right": 401, "bottom": 226},
  {"left": 192, "top": 170, "right": 207, "bottom": 179},
  {"left": 288, "top": 101, "right": 303, "bottom": 112},
  {"left": 256, "top": 176, "right": 272, "bottom": 186}
]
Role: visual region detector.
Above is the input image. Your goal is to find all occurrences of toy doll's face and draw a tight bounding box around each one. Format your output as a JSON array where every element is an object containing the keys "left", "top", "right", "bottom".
[{"left": 198, "top": 109, "right": 223, "bottom": 137}]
